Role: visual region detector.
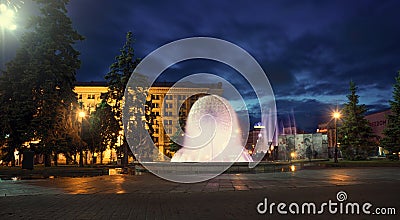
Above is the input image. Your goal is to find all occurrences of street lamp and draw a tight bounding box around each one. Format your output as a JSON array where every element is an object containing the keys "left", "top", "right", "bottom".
[
  {"left": 290, "top": 152, "right": 296, "bottom": 162},
  {"left": 0, "top": 4, "right": 17, "bottom": 30},
  {"left": 79, "top": 111, "right": 86, "bottom": 118},
  {"left": 332, "top": 111, "right": 341, "bottom": 163}
]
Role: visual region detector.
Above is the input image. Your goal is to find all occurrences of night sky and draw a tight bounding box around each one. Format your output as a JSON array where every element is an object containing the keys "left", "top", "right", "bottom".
[{"left": 1, "top": 0, "right": 400, "bottom": 132}]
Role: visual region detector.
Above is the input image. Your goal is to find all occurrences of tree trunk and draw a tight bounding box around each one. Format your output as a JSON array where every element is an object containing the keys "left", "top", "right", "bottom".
[
  {"left": 66, "top": 154, "right": 70, "bottom": 165},
  {"left": 11, "top": 154, "right": 16, "bottom": 167},
  {"left": 100, "top": 151, "right": 103, "bottom": 165},
  {"left": 123, "top": 142, "right": 128, "bottom": 167},
  {"left": 44, "top": 153, "right": 51, "bottom": 167},
  {"left": 91, "top": 152, "right": 95, "bottom": 165},
  {"left": 79, "top": 150, "right": 83, "bottom": 167},
  {"left": 53, "top": 153, "right": 58, "bottom": 166}
]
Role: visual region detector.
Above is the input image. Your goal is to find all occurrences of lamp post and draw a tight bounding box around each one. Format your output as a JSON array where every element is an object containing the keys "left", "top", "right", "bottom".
[
  {"left": 78, "top": 111, "right": 86, "bottom": 167},
  {"left": 332, "top": 111, "right": 341, "bottom": 163}
]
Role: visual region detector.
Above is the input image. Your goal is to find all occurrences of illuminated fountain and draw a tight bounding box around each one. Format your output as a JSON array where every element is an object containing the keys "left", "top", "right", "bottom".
[{"left": 171, "top": 95, "right": 253, "bottom": 162}]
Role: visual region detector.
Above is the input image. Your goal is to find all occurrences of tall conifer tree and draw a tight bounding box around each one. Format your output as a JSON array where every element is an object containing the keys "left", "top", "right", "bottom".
[
  {"left": 338, "top": 81, "right": 375, "bottom": 160},
  {"left": 0, "top": 0, "right": 84, "bottom": 166},
  {"left": 382, "top": 71, "right": 400, "bottom": 159}
]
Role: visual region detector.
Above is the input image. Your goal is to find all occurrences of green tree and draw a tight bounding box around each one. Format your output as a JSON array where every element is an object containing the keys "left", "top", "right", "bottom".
[
  {"left": 382, "top": 71, "right": 400, "bottom": 160},
  {"left": 0, "top": 71, "right": 35, "bottom": 165},
  {"left": 87, "top": 100, "right": 119, "bottom": 164},
  {"left": 0, "top": 0, "right": 84, "bottom": 166},
  {"left": 169, "top": 118, "right": 187, "bottom": 156},
  {"left": 105, "top": 31, "right": 140, "bottom": 166},
  {"left": 338, "top": 81, "right": 376, "bottom": 160},
  {"left": 169, "top": 127, "right": 184, "bottom": 154},
  {"left": 124, "top": 73, "right": 153, "bottom": 161}
]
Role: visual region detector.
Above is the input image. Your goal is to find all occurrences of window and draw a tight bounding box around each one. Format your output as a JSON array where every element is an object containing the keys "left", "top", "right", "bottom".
[
  {"left": 78, "top": 94, "right": 82, "bottom": 99},
  {"left": 164, "top": 128, "right": 172, "bottom": 134},
  {"left": 87, "top": 94, "right": 95, "bottom": 99},
  {"left": 163, "top": 120, "right": 173, "bottom": 125}
]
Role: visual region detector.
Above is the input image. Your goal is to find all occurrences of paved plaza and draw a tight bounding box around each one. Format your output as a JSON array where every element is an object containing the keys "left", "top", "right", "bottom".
[{"left": 0, "top": 167, "right": 399, "bottom": 219}]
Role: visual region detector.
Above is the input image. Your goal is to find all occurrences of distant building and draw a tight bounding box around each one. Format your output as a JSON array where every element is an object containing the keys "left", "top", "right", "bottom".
[
  {"left": 317, "top": 122, "right": 336, "bottom": 148},
  {"left": 365, "top": 109, "right": 392, "bottom": 156},
  {"left": 317, "top": 109, "right": 392, "bottom": 157},
  {"left": 147, "top": 82, "right": 223, "bottom": 157},
  {"left": 365, "top": 109, "right": 392, "bottom": 140},
  {"left": 74, "top": 81, "right": 223, "bottom": 161},
  {"left": 277, "top": 133, "right": 328, "bottom": 160},
  {"left": 75, "top": 81, "right": 108, "bottom": 113}
]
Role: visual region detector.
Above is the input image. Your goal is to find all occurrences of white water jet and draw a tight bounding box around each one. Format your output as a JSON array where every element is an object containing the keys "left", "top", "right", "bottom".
[{"left": 171, "top": 95, "right": 253, "bottom": 162}]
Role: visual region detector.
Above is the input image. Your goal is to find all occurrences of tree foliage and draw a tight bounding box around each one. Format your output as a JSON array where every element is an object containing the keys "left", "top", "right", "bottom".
[
  {"left": 0, "top": 0, "right": 83, "bottom": 166},
  {"left": 124, "top": 73, "right": 154, "bottom": 161},
  {"left": 104, "top": 31, "right": 140, "bottom": 166},
  {"left": 168, "top": 127, "right": 184, "bottom": 155},
  {"left": 338, "top": 81, "right": 376, "bottom": 160},
  {"left": 382, "top": 71, "right": 400, "bottom": 159},
  {"left": 86, "top": 100, "right": 119, "bottom": 164}
]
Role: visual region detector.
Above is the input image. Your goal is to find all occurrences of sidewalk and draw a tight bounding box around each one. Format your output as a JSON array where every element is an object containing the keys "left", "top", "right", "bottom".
[{"left": 1, "top": 167, "right": 399, "bottom": 219}]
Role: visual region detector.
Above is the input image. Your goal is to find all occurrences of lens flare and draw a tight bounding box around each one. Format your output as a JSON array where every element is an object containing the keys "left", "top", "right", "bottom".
[
  {"left": 0, "top": 3, "right": 16, "bottom": 30},
  {"left": 4, "top": 0, "right": 24, "bottom": 12}
]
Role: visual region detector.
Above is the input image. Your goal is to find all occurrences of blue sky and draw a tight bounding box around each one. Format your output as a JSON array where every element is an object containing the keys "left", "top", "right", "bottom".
[{"left": 1, "top": 0, "right": 399, "bottom": 132}]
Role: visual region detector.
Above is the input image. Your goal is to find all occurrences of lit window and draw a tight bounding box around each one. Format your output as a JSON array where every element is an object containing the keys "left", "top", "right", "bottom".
[{"left": 87, "top": 94, "right": 95, "bottom": 99}]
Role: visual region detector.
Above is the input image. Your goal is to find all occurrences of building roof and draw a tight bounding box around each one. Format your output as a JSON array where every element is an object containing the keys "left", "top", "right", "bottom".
[
  {"left": 75, "top": 81, "right": 223, "bottom": 89},
  {"left": 365, "top": 108, "right": 392, "bottom": 117},
  {"left": 74, "top": 81, "right": 107, "bottom": 87}
]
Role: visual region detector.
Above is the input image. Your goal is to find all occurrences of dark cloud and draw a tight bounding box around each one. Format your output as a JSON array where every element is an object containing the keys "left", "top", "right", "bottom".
[{"left": 1, "top": 0, "right": 399, "bottom": 130}]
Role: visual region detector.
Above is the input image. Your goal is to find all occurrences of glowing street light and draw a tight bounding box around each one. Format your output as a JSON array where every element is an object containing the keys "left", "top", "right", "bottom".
[
  {"left": 333, "top": 111, "right": 341, "bottom": 120},
  {"left": 332, "top": 110, "right": 341, "bottom": 163},
  {"left": 78, "top": 110, "right": 86, "bottom": 167},
  {"left": 78, "top": 111, "right": 86, "bottom": 118},
  {"left": 0, "top": 4, "right": 17, "bottom": 30}
]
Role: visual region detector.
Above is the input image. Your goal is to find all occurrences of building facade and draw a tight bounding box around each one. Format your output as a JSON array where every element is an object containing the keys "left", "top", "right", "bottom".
[
  {"left": 365, "top": 109, "right": 392, "bottom": 156},
  {"left": 317, "top": 109, "right": 392, "bottom": 157},
  {"left": 365, "top": 109, "right": 392, "bottom": 140},
  {"left": 75, "top": 81, "right": 109, "bottom": 113},
  {"left": 146, "top": 82, "right": 223, "bottom": 157},
  {"left": 74, "top": 81, "right": 223, "bottom": 162}
]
